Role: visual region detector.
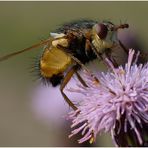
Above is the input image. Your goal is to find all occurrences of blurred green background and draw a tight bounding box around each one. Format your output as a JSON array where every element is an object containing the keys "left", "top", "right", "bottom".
[{"left": 0, "top": 1, "right": 148, "bottom": 146}]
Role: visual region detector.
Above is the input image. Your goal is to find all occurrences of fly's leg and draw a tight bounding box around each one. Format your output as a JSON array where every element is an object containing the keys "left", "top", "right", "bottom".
[
  {"left": 60, "top": 65, "right": 78, "bottom": 111},
  {"left": 118, "top": 40, "right": 148, "bottom": 63},
  {"left": 89, "top": 40, "right": 119, "bottom": 68},
  {"left": 104, "top": 48, "right": 119, "bottom": 68},
  {"left": 118, "top": 40, "right": 129, "bottom": 54},
  {"left": 85, "top": 39, "right": 101, "bottom": 59},
  {"left": 87, "top": 39, "right": 111, "bottom": 67},
  {"left": 57, "top": 43, "right": 100, "bottom": 84},
  {"left": 75, "top": 71, "right": 88, "bottom": 87}
]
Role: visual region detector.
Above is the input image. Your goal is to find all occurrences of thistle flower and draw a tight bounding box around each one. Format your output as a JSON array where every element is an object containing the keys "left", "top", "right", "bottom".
[{"left": 68, "top": 49, "right": 148, "bottom": 146}]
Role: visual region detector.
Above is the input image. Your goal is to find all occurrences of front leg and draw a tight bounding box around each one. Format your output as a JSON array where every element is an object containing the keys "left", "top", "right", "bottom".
[
  {"left": 104, "top": 48, "right": 119, "bottom": 68},
  {"left": 88, "top": 39, "right": 119, "bottom": 68},
  {"left": 118, "top": 39, "right": 129, "bottom": 54}
]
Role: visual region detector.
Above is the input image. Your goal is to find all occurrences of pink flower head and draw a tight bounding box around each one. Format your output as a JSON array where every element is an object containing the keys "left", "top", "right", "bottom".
[{"left": 68, "top": 49, "right": 148, "bottom": 146}]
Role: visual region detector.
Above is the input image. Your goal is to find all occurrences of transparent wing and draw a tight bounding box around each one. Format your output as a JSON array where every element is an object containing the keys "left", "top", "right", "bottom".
[{"left": 0, "top": 38, "right": 52, "bottom": 62}]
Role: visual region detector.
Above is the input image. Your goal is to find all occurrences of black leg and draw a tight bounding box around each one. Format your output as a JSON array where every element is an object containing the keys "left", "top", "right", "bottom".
[
  {"left": 118, "top": 40, "right": 129, "bottom": 55},
  {"left": 104, "top": 48, "right": 119, "bottom": 68}
]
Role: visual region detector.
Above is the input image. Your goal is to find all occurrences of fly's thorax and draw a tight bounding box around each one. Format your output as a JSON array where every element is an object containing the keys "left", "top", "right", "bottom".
[
  {"left": 52, "top": 38, "right": 69, "bottom": 48},
  {"left": 50, "top": 32, "right": 69, "bottom": 48}
]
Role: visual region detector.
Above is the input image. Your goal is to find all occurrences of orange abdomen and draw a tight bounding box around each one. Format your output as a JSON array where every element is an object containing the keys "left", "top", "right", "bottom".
[{"left": 40, "top": 47, "right": 72, "bottom": 78}]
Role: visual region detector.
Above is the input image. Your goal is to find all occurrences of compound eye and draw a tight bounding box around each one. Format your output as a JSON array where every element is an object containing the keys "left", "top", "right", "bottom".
[{"left": 95, "top": 23, "right": 108, "bottom": 39}]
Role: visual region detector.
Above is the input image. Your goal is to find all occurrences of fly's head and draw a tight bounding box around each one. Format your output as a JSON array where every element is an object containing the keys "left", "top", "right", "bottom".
[{"left": 91, "top": 21, "right": 129, "bottom": 53}]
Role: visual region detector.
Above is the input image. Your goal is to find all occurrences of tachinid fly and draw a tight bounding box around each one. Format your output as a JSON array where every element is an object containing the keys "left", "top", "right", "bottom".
[{"left": 0, "top": 19, "right": 129, "bottom": 110}]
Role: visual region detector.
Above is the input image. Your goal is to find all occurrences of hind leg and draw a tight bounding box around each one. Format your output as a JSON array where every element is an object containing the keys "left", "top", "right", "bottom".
[
  {"left": 75, "top": 71, "right": 88, "bottom": 87},
  {"left": 60, "top": 65, "right": 78, "bottom": 110}
]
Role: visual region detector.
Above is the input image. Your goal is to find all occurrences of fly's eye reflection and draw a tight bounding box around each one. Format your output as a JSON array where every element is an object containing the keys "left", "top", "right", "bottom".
[{"left": 95, "top": 23, "right": 108, "bottom": 39}]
